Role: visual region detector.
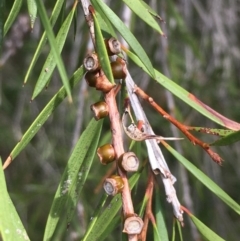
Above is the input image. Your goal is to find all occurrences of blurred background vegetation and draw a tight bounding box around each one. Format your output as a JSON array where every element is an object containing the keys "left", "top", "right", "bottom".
[{"left": 1, "top": 0, "right": 240, "bottom": 240}]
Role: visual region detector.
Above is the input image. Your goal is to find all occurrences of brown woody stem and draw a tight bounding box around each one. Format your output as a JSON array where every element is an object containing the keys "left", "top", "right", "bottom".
[
  {"left": 105, "top": 88, "right": 139, "bottom": 240},
  {"left": 133, "top": 85, "right": 222, "bottom": 165},
  {"left": 140, "top": 170, "right": 155, "bottom": 241}
]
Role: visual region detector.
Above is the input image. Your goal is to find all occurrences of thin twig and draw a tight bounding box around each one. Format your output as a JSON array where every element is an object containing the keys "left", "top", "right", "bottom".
[{"left": 133, "top": 85, "right": 222, "bottom": 165}]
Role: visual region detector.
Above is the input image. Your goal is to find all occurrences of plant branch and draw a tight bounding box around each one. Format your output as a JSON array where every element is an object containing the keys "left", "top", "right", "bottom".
[{"left": 133, "top": 85, "right": 222, "bottom": 165}]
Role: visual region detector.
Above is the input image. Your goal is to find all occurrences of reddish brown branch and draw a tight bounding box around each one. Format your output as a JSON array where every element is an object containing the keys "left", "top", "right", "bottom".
[
  {"left": 133, "top": 85, "right": 222, "bottom": 165},
  {"left": 104, "top": 88, "right": 142, "bottom": 241},
  {"left": 139, "top": 170, "right": 156, "bottom": 241}
]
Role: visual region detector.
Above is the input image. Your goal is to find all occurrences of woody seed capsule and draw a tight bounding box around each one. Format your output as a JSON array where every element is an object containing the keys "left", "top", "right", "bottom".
[
  {"left": 103, "top": 175, "right": 124, "bottom": 195},
  {"left": 90, "top": 101, "right": 109, "bottom": 120},
  {"left": 97, "top": 144, "right": 116, "bottom": 165}
]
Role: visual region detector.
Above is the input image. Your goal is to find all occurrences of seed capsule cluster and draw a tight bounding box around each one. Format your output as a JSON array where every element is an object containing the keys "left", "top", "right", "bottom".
[{"left": 84, "top": 38, "right": 139, "bottom": 197}]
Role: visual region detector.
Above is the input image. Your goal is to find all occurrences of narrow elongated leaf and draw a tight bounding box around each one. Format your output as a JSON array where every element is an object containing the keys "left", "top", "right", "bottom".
[
  {"left": 188, "top": 127, "right": 234, "bottom": 137},
  {"left": 32, "top": 3, "right": 76, "bottom": 99},
  {"left": 123, "top": 48, "right": 240, "bottom": 130},
  {"left": 91, "top": 7, "right": 114, "bottom": 84},
  {"left": 139, "top": 0, "right": 164, "bottom": 22},
  {"left": 4, "top": 0, "right": 23, "bottom": 36},
  {"left": 184, "top": 209, "right": 225, "bottom": 241},
  {"left": 95, "top": 8, "right": 116, "bottom": 37},
  {"left": 43, "top": 118, "right": 103, "bottom": 241},
  {"left": 0, "top": 158, "right": 30, "bottom": 241},
  {"left": 3, "top": 66, "right": 84, "bottom": 169},
  {"left": 24, "top": 0, "right": 65, "bottom": 84},
  {"left": 34, "top": 0, "right": 75, "bottom": 102},
  {"left": 122, "top": 0, "right": 164, "bottom": 35},
  {"left": 161, "top": 141, "right": 240, "bottom": 215},
  {"left": 82, "top": 170, "right": 142, "bottom": 241},
  {"left": 154, "top": 188, "right": 169, "bottom": 241},
  {"left": 0, "top": 0, "right": 3, "bottom": 54},
  {"left": 91, "top": 0, "right": 155, "bottom": 79},
  {"left": 210, "top": 130, "right": 240, "bottom": 146},
  {"left": 27, "top": 0, "right": 37, "bottom": 29}
]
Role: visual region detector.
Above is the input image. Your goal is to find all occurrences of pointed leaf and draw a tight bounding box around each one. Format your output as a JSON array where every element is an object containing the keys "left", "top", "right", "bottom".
[
  {"left": 32, "top": 3, "right": 76, "bottom": 99},
  {"left": 4, "top": 0, "right": 23, "bottom": 36},
  {"left": 122, "top": 0, "right": 164, "bottom": 35},
  {"left": 161, "top": 141, "right": 240, "bottom": 215},
  {"left": 43, "top": 118, "right": 103, "bottom": 240},
  {"left": 154, "top": 188, "right": 169, "bottom": 241},
  {"left": 34, "top": 0, "right": 75, "bottom": 101},
  {"left": 188, "top": 127, "right": 234, "bottom": 137},
  {"left": 139, "top": 0, "right": 164, "bottom": 22},
  {"left": 210, "top": 130, "right": 240, "bottom": 146},
  {"left": 91, "top": 7, "right": 114, "bottom": 84},
  {"left": 3, "top": 67, "right": 84, "bottom": 169},
  {"left": 0, "top": 158, "right": 30, "bottom": 241},
  {"left": 95, "top": 8, "right": 117, "bottom": 37},
  {"left": 123, "top": 49, "right": 240, "bottom": 130},
  {"left": 24, "top": 0, "right": 65, "bottom": 84},
  {"left": 0, "top": 0, "right": 4, "bottom": 54},
  {"left": 91, "top": 0, "right": 155, "bottom": 79},
  {"left": 27, "top": 0, "right": 37, "bottom": 29},
  {"left": 185, "top": 210, "right": 225, "bottom": 241}
]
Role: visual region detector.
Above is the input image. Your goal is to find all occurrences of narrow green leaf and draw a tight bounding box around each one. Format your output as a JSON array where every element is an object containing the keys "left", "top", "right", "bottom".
[
  {"left": 4, "top": 66, "right": 84, "bottom": 168},
  {"left": 34, "top": 0, "right": 74, "bottom": 102},
  {"left": 124, "top": 49, "right": 240, "bottom": 130},
  {"left": 0, "top": 0, "right": 4, "bottom": 55},
  {"left": 188, "top": 127, "right": 234, "bottom": 137},
  {"left": 95, "top": 8, "right": 117, "bottom": 37},
  {"left": 82, "top": 170, "right": 142, "bottom": 241},
  {"left": 0, "top": 158, "right": 30, "bottom": 241},
  {"left": 122, "top": 0, "right": 164, "bottom": 35},
  {"left": 91, "top": 0, "right": 155, "bottom": 79},
  {"left": 210, "top": 130, "right": 240, "bottom": 146},
  {"left": 161, "top": 141, "right": 240, "bottom": 215},
  {"left": 176, "top": 221, "right": 183, "bottom": 241},
  {"left": 98, "top": 215, "right": 120, "bottom": 241},
  {"left": 187, "top": 212, "right": 225, "bottom": 241},
  {"left": 43, "top": 118, "right": 103, "bottom": 241},
  {"left": 32, "top": 3, "right": 76, "bottom": 100},
  {"left": 154, "top": 188, "right": 169, "bottom": 241},
  {"left": 4, "top": 0, "right": 23, "bottom": 36},
  {"left": 171, "top": 219, "right": 176, "bottom": 241},
  {"left": 24, "top": 0, "right": 65, "bottom": 84},
  {"left": 91, "top": 8, "right": 114, "bottom": 84},
  {"left": 27, "top": 0, "right": 37, "bottom": 29},
  {"left": 139, "top": 0, "right": 164, "bottom": 22}
]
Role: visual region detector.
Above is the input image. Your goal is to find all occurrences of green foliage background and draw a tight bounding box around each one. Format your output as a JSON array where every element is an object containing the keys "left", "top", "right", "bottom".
[{"left": 0, "top": 0, "right": 240, "bottom": 240}]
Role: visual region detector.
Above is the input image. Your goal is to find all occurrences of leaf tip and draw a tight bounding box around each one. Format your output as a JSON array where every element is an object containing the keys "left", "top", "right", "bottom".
[{"left": 3, "top": 155, "right": 13, "bottom": 170}]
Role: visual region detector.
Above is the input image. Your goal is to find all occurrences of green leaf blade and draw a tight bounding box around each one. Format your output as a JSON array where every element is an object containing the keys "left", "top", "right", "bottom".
[
  {"left": 154, "top": 188, "right": 169, "bottom": 241},
  {"left": 187, "top": 212, "right": 225, "bottom": 241},
  {"left": 43, "top": 118, "right": 103, "bottom": 241},
  {"left": 162, "top": 142, "right": 240, "bottom": 215},
  {"left": 91, "top": 0, "right": 155, "bottom": 79},
  {"left": 3, "top": 67, "right": 84, "bottom": 169},
  {"left": 91, "top": 8, "right": 115, "bottom": 84},
  {"left": 34, "top": 0, "right": 75, "bottom": 101},
  {"left": 24, "top": 0, "right": 65, "bottom": 84},
  {"left": 82, "top": 170, "right": 142, "bottom": 241},
  {"left": 4, "top": 0, "right": 23, "bottom": 36},
  {"left": 0, "top": 158, "right": 30, "bottom": 241},
  {"left": 122, "top": 0, "right": 164, "bottom": 35},
  {"left": 210, "top": 130, "right": 240, "bottom": 146},
  {"left": 27, "top": 0, "right": 37, "bottom": 29},
  {"left": 32, "top": 5, "right": 76, "bottom": 99}
]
